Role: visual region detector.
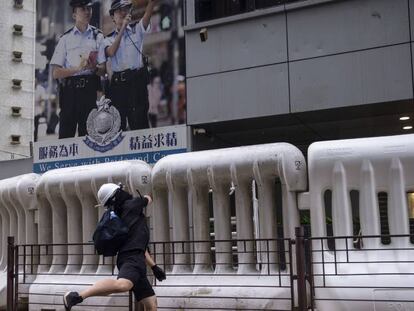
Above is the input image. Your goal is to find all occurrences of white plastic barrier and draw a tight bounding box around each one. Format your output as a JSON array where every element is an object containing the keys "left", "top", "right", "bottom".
[
  {"left": 151, "top": 143, "right": 307, "bottom": 310},
  {"left": 0, "top": 173, "right": 39, "bottom": 307},
  {"left": 29, "top": 160, "right": 151, "bottom": 311},
  {"left": 308, "top": 134, "right": 414, "bottom": 311}
]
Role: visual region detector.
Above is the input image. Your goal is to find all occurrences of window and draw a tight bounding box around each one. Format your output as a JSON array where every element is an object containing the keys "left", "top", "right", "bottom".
[{"left": 195, "top": 0, "right": 304, "bottom": 23}]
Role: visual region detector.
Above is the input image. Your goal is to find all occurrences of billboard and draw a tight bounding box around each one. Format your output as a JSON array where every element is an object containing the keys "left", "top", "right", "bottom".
[
  {"left": 33, "top": 124, "right": 187, "bottom": 173},
  {"left": 34, "top": 0, "right": 186, "bottom": 171}
]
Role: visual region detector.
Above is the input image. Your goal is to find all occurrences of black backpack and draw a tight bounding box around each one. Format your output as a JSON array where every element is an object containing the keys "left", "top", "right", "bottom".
[{"left": 93, "top": 207, "right": 129, "bottom": 257}]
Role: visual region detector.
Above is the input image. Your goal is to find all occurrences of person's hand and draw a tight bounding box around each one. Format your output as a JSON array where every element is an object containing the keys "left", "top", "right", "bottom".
[
  {"left": 88, "top": 51, "right": 98, "bottom": 69},
  {"left": 151, "top": 265, "right": 166, "bottom": 281},
  {"left": 144, "top": 194, "right": 152, "bottom": 205},
  {"left": 122, "top": 14, "right": 132, "bottom": 30},
  {"left": 79, "top": 54, "right": 96, "bottom": 71},
  {"left": 78, "top": 55, "right": 89, "bottom": 71}
]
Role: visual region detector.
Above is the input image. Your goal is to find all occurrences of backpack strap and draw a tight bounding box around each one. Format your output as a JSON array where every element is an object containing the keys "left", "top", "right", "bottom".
[{"left": 135, "top": 188, "right": 144, "bottom": 199}]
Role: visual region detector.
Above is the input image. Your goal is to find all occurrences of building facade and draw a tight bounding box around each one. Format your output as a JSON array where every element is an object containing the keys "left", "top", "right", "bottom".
[
  {"left": 184, "top": 0, "right": 414, "bottom": 152},
  {"left": 1, "top": 1, "right": 414, "bottom": 310},
  {"left": 0, "top": 0, "right": 35, "bottom": 161}
]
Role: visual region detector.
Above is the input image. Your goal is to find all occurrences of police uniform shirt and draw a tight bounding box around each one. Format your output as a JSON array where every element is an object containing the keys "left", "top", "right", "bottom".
[
  {"left": 98, "top": 20, "right": 150, "bottom": 73},
  {"left": 51, "top": 25, "right": 104, "bottom": 76}
]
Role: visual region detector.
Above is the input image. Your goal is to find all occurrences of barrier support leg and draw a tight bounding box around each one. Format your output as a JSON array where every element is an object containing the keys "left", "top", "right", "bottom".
[
  {"left": 295, "top": 227, "right": 307, "bottom": 311},
  {"left": 7, "top": 236, "right": 15, "bottom": 311}
]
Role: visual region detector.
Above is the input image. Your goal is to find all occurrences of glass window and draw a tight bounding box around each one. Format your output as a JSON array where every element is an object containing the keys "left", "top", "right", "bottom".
[{"left": 195, "top": 0, "right": 304, "bottom": 23}]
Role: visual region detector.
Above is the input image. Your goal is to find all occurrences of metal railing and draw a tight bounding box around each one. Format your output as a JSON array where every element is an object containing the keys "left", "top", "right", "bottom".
[
  {"left": 7, "top": 237, "right": 295, "bottom": 311},
  {"left": 304, "top": 233, "right": 414, "bottom": 310},
  {"left": 10, "top": 232, "right": 414, "bottom": 310},
  {"left": 6, "top": 237, "right": 133, "bottom": 311},
  {"left": 149, "top": 237, "right": 295, "bottom": 310}
]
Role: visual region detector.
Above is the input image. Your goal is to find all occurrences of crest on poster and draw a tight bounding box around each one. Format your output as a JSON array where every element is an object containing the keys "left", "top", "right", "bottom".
[{"left": 84, "top": 96, "right": 125, "bottom": 152}]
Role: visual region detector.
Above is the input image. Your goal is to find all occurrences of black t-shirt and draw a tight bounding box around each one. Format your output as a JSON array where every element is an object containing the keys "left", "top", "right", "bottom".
[{"left": 114, "top": 195, "right": 149, "bottom": 253}]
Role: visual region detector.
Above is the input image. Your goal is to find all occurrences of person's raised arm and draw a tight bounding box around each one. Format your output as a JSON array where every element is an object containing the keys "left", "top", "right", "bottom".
[
  {"left": 106, "top": 14, "right": 131, "bottom": 57},
  {"left": 143, "top": 194, "right": 152, "bottom": 205},
  {"left": 142, "top": 0, "right": 156, "bottom": 30}
]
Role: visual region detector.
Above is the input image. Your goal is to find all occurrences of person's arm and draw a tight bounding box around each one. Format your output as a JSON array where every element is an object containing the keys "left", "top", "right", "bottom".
[
  {"left": 142, "top": 0, "right": 157, "bottom": 30},
  {"left": 146, "top": 250, "right": 166, "bottom": 281},
  {"left": 95, "top": 34, "right": 107, "bottom": 77},
  {"left": 50, "top": 37, "right": 86, "bottom": 79},
  {"left": 144, "top": 194, "right": 152, "bottom": 205},
  {"left": 95, "top": 63, "right": 106, "bottom": 76},
  {"left": 145, "top": 250, "right": 156, "bottom": 267},
  {"left": 52, "top": 64, "right": 85, "bottom": 79},
  {"left": 106, "top": 15, "right": 131, "bottom": 58}
]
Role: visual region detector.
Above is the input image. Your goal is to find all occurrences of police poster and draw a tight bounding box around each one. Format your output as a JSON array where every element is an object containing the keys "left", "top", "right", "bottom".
[{"left": 34, "top": 0, "right": 187, "bottom": 173}]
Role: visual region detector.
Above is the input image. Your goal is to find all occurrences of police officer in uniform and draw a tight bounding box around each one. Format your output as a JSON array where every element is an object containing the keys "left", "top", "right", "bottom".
[
  {"left": 98, "top": 0, "right": 156, "bottom": 131},
  {"left": 51, "top": 0, "right": 104, "bottom": 138}
]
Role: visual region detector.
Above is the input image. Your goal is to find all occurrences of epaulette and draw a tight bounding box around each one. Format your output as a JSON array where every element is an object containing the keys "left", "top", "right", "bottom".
[
  {"left": 60, "top": 27, "right": 74, "bottom": 38},
  {"left": 106, "top": 30, "right": 116, "bottom": 38},
  {"left": 90, "top": 25, "right": 103, "bottom": 34},
  {"left": 90, "top": 25, "right": 103, "bottom": 40}
]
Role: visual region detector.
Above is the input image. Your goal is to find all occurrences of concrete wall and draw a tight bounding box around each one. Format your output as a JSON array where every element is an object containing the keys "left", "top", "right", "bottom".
[
  {"left": 0, "top": 0, "right": 35, "bottom": 160},
  {"left": 185, "top": 0, "right": 414, "bottom": 125},
  {"left": 0, "top": 158, "right": 33, "bottom": 179}
]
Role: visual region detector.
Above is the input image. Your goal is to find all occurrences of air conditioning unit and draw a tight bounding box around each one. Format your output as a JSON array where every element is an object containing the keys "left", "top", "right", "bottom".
[
  {"left": 10, "top": 135, "right": 21, "bottom": 145},
  {"left": 13, "top": 0, "right": 23, "bottom": 9},
  {"left": 11, "top": 106, "right": 21, "bottom": 116},
  {"left": 12, "top": 51, "right": 22, "bottom": 62},
  {"left": 12, "top": 79, "right": 22, "bottom": 89},
  {"left": 13, "top": 24, "right": 23, "bottom": 36}
]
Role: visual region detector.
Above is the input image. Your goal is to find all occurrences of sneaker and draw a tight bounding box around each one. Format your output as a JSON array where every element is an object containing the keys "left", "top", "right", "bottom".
[{"left": 63, "top": 291, "right": 83, "bottom": 311}]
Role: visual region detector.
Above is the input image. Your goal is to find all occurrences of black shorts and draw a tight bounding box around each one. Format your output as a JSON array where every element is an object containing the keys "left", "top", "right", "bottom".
[{"left": 117, "top": 250, "right": 155, "bottom": 301}]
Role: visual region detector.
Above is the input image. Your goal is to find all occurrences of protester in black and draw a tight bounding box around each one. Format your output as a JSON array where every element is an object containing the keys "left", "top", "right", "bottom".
[{"left": 63, "top": 183, "right": 165, "bottom": 311}]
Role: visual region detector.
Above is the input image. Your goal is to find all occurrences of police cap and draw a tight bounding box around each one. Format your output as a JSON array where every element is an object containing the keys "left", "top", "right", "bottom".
[
  {"left": 70, "top": 0, "right": 93, "bottom": 8},
  {"left": 109, "top": 0, "right": 132, "bottom": 15}
]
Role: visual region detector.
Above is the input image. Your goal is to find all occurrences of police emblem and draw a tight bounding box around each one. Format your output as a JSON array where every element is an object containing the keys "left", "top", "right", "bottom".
[{"left": 83, "top": 96, "right": 125, "bottom": 152}]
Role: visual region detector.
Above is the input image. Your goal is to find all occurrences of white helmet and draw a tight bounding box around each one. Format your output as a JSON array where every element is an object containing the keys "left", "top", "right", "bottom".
[{"left": 97, "top": 183, "right": 120, "bottom": 206}]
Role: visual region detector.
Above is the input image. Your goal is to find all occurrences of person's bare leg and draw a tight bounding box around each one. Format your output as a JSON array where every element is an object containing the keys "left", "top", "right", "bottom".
[
  {"left": 140, "top": 295, "right": 157, "bottom": 311},
  {"left": 136, "top": 301, "right": 145, "bottom": 311},
  {"left": 80, "top": 278, "right": 133, "bottom": 299}
]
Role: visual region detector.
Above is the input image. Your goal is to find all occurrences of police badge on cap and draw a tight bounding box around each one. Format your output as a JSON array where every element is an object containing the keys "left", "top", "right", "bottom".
[
  {"left": 109, "top": 0, "right": 132, "bottom": 15},
  {"left": 70, "top": 0, "right": 93, "bottom": 7}
]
